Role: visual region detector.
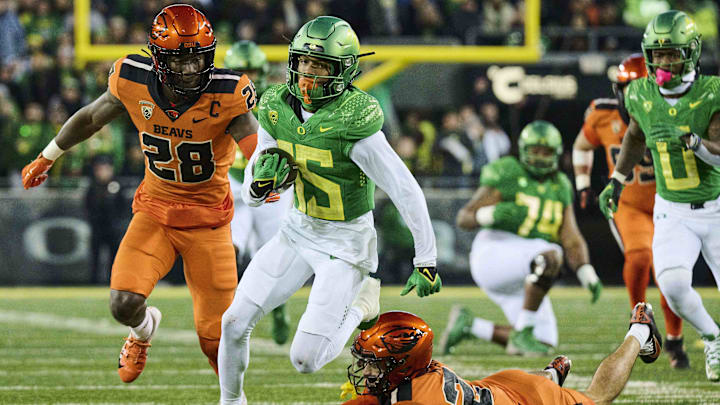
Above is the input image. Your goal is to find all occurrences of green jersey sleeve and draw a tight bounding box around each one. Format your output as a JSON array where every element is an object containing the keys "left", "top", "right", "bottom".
[
  {"left": 341, "top": 88, "right": 384, "bottom": 142},
  {"left": 257, "top": 84, "right": 285, "bottom": 137}
]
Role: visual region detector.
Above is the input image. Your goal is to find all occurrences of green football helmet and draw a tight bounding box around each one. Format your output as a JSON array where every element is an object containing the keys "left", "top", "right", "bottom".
[
  {"left": 518, "top": 121, "right": 563, "bottom": 177},
  {"left": 641, "top": 10, "right": 701, "bottom": 88},
  {"left": 224, "top": 40, "right": 269, "bottom": 95},
  {"left": 286, "top": 16, "right": 361, "bottom": 109}
]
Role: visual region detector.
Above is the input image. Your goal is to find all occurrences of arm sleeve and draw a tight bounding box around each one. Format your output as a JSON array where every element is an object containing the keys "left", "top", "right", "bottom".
[
  {"left": 350, "top": 131, "right": 437, "bottom": 267},
  {"left": 693, "top": 143, "right": 720, "bottom": 166},
  {"left": 241, "top": 125, "right": 278, "bottom": 206}
]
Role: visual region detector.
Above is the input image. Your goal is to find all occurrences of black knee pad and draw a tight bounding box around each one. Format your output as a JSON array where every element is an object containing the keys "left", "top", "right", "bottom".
[{"left": 526, "top": 254, "right": 560, "bottom": 292}]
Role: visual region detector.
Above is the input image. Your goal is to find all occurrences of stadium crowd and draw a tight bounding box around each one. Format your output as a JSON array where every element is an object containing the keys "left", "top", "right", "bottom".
[{"left": 6, "top": 0, "right": 717, "bottom": 184}]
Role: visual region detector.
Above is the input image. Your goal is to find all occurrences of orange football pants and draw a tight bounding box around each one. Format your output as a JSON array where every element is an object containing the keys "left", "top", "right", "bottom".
[
  {"left": 110, "top": 211, "right": 237, "bottom": 371},
  {"left": 477, "top": 370, "right": 595, "bottom": 405},
  {"left": 615, "top": 202, "right": 683, "bottom": 337}
]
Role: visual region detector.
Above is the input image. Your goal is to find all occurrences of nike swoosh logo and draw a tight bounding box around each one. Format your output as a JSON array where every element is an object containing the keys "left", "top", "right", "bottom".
[
  {"left": 192, "top": 117, "right": 207, "bottom": 123},
  {"left": 319, "top": 126, "right": 333, "bottom": 132},
  {"left": 690, "top": 100, "right": 702, "bottom": 108},
  {"left": 256, "top": 181, "right": 272, "bottom": 188}
]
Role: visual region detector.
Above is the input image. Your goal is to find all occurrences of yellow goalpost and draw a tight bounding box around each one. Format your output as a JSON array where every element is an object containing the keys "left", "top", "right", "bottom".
[{"left": 73, "top": 0, "right": 540, "bottom": 90}]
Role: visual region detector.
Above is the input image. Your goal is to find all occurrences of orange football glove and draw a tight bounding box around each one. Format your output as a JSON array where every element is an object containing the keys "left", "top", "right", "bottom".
[{"left": 22, "top": 153, "right": 54, "bottom": 189}]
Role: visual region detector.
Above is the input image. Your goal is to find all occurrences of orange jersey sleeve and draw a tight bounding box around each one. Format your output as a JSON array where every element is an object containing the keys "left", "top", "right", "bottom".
[
  {"left": 581, "top": 98, "right": 655, "bottom": 212},
  {"left": 110, "top": 55, "right": 257, "bottom": 228}
]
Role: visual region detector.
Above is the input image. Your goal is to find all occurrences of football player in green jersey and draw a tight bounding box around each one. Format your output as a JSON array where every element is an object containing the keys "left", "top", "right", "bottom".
[
  {"left": 218, "top": 17, "right": 438, "bottom": 404},
  {"left": 440, "top": 121, "right": 602, "bottom": 357},
  {"left": 224, "top": 40, "right": 293, "bottom": 346},
  {"left": 599, "top": 10, "right": 720, "bottom": 381}
]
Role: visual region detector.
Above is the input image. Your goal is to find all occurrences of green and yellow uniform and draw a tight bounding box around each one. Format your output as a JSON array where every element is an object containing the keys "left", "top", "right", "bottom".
[
  {"left": 625, "top": 76, "right": 720, "bottom": 203},
  {"left": 257, "top": 83, "right": 383, "bottom": 221},
  {"left": 480, "top": 156, "right": 573, "bottom": 243}
]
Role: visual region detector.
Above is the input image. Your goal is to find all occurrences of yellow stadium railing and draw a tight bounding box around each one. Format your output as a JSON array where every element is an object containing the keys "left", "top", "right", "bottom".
[{"left": 74, "top": 0, "right": 540, "bottom": 90}]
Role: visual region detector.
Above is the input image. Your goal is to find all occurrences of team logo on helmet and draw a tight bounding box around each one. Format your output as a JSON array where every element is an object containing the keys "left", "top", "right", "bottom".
[
  {"left": 381, "top": 327, "right": 426, "bottom": 354},
  {"left": 139, "top": 100, "right": 155, "bottom": 120}
]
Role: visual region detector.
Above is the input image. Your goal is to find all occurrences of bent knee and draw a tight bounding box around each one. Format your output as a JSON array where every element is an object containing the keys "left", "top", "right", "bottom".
[
  {"left": 656, "top": 266, "right": 692, "bottom": 300},
  {"left": 109, "top": 290, "right": 146, "bottom": 324},
  {"left": 290, "top": 352, "right": 320, "bottom": 374}
]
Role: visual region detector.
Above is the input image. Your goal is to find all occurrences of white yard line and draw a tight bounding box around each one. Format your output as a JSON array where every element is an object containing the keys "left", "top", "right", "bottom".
[{"left": 0, "top": 310, "right": 287, "bottom": 355}]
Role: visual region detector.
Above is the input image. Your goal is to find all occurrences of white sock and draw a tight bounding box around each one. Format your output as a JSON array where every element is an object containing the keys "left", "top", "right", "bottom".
[
  {"left": 130, "top": 309, "right": 154, "bottom": 341},
  {"left": 625, "top": 323, "right": 650, "bottom": 347},
  {"left": 471, "top": 318, "right": 494, "bottom": 341},
  {"left": 515, "top": 309, "right": 538, "bottom": 330}
]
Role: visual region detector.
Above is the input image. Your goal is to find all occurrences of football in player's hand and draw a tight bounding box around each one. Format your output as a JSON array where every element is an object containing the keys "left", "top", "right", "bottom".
[{"left": 258, "top": 147, "right": 298, "bottom": 193}]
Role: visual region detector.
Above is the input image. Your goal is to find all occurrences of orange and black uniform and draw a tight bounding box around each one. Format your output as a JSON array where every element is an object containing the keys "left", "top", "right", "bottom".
[
  {"left": 343, "top": 361, "right": 594, "bottom": 405},
  {"left": 581, "top": 98, "right": 681, "bottom": 336},
  {"left": 107, "top": 54, "right": 256, "bottom": 370}
]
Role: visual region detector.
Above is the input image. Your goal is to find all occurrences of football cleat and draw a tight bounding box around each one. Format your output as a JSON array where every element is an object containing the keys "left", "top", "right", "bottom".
[
  {"left": 702, "top": 330, "right": 720, "bottom": 381},
  {"left": 544, "top": 355, "right": 572, "bottom": 387},
  {"left": 665, "top": 337, "right": 690, "bottom": 369},
  {"left": 117, "top": 306, "right": 162, "bottom": 383},
  {"left": 629, "top": 302, "right": 662, "bottom": 363},
  {"left": 353, "top": 276, "right": 381, "bottom": 330},
  {"left": 271, "top": 304, "right": 290, "bottom": 345},
  {"left": 438, "top": 305, "right": 474, "bottom": 355},
  {"left": 507, "top": 326, "right": 552, "bottom": 357}
]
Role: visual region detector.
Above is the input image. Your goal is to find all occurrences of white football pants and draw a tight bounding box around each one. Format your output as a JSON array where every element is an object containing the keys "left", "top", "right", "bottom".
[
  {"left": 229, "top": 175, "right": 293, "bottom": 256},
  {"left": 653, "top": 194, "right": 720, "bottom": 336},
  {"left": 469, "top": 229, "right": 562, "bottom": 347},
  {"left": 218, "top": 231, "right": 366, "bottom": 403}
]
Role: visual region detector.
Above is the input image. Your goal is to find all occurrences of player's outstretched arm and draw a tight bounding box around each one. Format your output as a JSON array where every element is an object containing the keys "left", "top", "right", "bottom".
[
  {"left": 349, "top": 132, "right": 439, "bottom": 297},
  {"left": 456, "top": 186, "right": 502, "bottom": 230},
  {"left": 559, "top": 204, "right": 602, "bottom": 303},
  {"left": 572, "top": 129, "right": 596, "bottom": 210},
  {"left": 21, "top": 90, "right": 126, "bottom": 189}
]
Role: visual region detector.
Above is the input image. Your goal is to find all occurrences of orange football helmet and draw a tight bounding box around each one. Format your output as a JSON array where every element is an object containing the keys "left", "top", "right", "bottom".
[
  {"left": 147, "top": 4, "right": 216, "bottom": 96},
  {"left": 348, "top": 311, "right": 433, "bottom": 395},
  {"left": 613, "top": 53, "right": 647, "bottom": 124}
]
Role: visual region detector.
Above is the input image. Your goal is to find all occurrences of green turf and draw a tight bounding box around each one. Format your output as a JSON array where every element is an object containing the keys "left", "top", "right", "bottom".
[{"left": 0, "top": 286, "right": 718, "bottom": 404}]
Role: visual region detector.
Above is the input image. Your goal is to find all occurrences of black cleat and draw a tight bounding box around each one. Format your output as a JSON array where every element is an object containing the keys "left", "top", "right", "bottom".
[{"left": 629, "top": 302, "right": 662, "bottom": 363}]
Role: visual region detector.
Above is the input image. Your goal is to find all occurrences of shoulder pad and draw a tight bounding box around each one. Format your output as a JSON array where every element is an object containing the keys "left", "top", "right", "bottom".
[{"left": 340, "top": 89, "right": 384, "bottom": 138}]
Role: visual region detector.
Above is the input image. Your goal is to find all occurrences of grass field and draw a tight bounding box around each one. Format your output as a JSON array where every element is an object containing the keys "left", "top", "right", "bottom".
[{"left": 1, "top": 286, "right": 719, "bottom": 404}]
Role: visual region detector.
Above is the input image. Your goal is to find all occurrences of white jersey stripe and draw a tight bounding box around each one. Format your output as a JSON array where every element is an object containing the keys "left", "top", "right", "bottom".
[
  {"left": 122, "top": 58, "right": 152, "bottom": 71},
  {"left": 213, "top": 73, "right": 241, "bottom": 81}
]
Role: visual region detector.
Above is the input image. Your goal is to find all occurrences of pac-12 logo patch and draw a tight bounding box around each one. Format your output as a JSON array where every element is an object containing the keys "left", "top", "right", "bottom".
[
  {"left": 269, "top": 110, "right": 279, "bottom": 125},
  {"left": 139, "top": 100, "right": 155, "bottom": 120}
]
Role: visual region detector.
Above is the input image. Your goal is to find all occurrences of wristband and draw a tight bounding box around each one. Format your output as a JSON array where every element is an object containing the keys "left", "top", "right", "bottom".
[
  {"left": 475, "top": 206, "right": 495, "bottom": 227},
  {"left": 576, "top": 264, "right": 599, "bottom": 288},
  {"left": 610, "top": 170, "right": 627, "bottom": 183},
  {"left": 42, "top": 139, "right": 65, "bottom": 161},
  {"left": 575, "top": 174, "right": 590, "bottom": 190}
]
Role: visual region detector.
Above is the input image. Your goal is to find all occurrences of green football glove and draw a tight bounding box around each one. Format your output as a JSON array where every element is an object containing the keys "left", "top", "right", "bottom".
[
  {"left": 588, "top": 281, "right": 603, "bottom": 304},
  {"left": 651, "top": 123, "right": 694, "bottom": 148},
  {"left": 493, "top": 202, "right": 526, "bottom": 228},
  {"left": 249, "top": 152, "right": 290, "bottom": 200},
  {"left": 401, "top": 266, "right": 441, "bottom": 297},
  {"left": 577, "top": 264, "right": 602, "bottom": 304},
  {"left": 598, "top": 178, "right": 624, "bottom": 220}
]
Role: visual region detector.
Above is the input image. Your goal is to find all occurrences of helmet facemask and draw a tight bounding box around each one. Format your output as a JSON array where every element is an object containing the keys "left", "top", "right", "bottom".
[
  {"left": 640, "top": 10, "right": 701, "bottom": 89},
  {"left": 347, "top": 346, "right": 405, "bottom": 396},
  {"left": 149, "top": 41, "right": 216, "bottom": 98},
  {"left": 287, "top": 50, "right": 356, "bottom": 109},
  {"left": 518, "top": 120, "right": 563, "bottom": 177}
]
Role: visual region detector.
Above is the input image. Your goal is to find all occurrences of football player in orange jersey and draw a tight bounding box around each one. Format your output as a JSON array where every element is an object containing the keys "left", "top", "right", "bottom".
[
  {"left": 342, "top": 307, "right": 661, "bottom": 405},
  {"left": 21, "top": 4, "right": 262, "bottom": 383},
  {"left": 572, "top": 54, "right": 688, "bottom": 369}
]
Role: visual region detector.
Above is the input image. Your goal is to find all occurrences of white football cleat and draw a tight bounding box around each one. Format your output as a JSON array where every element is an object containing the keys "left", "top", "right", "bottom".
[{"left": 353, "top": 276, "right": 381, "bottom": 329}]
